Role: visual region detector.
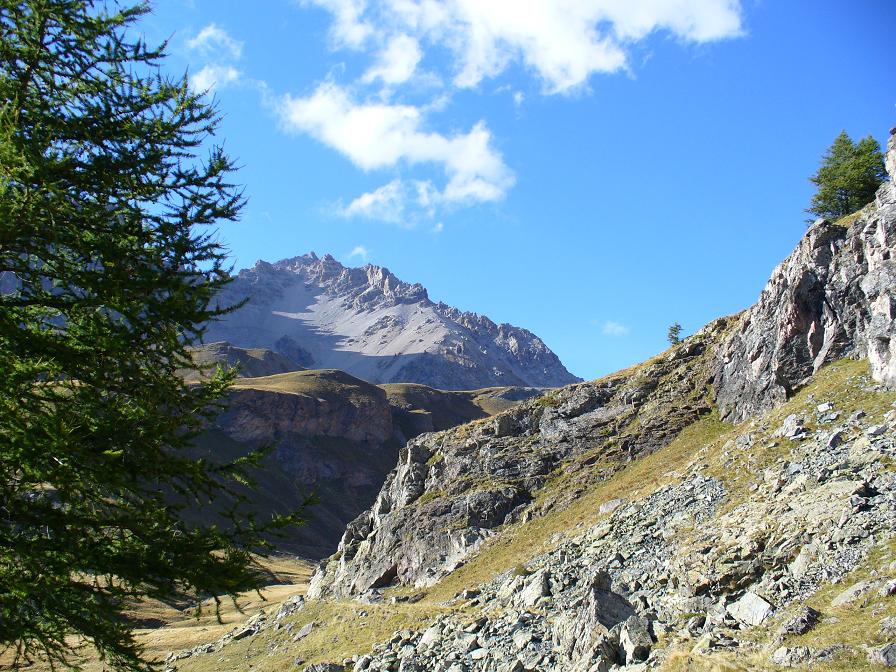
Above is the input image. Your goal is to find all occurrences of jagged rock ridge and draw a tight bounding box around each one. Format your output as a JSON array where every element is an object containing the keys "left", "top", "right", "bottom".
[{"left": 203, "top": 254, "right": 581, "bottom": 390}]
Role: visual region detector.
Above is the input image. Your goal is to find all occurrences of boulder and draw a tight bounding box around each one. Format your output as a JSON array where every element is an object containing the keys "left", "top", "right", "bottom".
[
  {"left": 727, "top": 591, "right": 773, "bottom": 626},
  {"left": 868, "top": 644, "right": 896, "bottom": 668},
  {"left": 830, "top": 580, "right": 875, "bottom": 607},
  {"left": 619, "top": 616, "right": 652, "bottom": 664},
  {"left": 520, "top": 569, "right": 551, "bottom": 607}
]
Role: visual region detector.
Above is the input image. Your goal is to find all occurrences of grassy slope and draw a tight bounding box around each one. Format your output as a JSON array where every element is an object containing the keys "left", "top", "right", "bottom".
[
  {"left": 183, "top": 343, "right": 302, "bottom": 380},
  {"left": 174, "top": 359, "right": 895, "bottom": 671},
  {"left": 232, "top": 369, "right": 385, "bottom": 403},
  {"left": 379, "top": 383, "right": 531, "bottom": 431}
]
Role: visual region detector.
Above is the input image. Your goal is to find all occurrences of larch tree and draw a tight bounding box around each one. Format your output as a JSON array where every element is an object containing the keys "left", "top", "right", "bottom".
[
  {"left": 0, "top": 1, "right": 301, "bottom": 669},
  {"left": 807, "top": 130, "right": 886, "bottom": 220}
]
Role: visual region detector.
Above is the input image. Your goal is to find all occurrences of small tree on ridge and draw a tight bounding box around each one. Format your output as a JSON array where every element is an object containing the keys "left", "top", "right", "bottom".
[
  {"left": 667, "top": 323, "right": 682, "bottom": 346},
  {"left": 807, "top": 130, "right": 886, "bottom": 220}
]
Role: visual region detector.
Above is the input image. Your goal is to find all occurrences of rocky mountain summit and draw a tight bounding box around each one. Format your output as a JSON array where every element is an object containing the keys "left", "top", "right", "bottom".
[
  {"left": 203, "top": 254, "right": 580, "bottom": 390},
  {"left": 168, "top": 130, "right": 896, "bottom": 672}
]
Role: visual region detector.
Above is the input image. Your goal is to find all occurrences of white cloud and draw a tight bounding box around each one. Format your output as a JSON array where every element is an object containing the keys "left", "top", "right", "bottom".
[
  {"left": 601, "top": 320, "right": 630, "bottom": 336},
  {"left": 188, "top": 24, "right": 243, "bottom": 60},
  {"left": 308, "top": 0, "right": 743, "bottom": 93},
  {"left": 340, "top": 179, "right": 408, "bottom": 223},
  {"left": 431, "top": 222, "right": 444, "bottom": 234},
  {"left": 363, "top": 34, "right": 423, "bottom": 84},
  {"left": 278, "top": 82, "right": 514, "bottom": 203},
  {"left": 348, "top": 245, "right": 370, "bottom": 262},
  {"left": 187, "top": 24, "right": 244, "bottom": 93},
  {"left": 289, "top": 0, "right": 742, "bottom": 224},
  {"left": 189, "top": 64, "right": 240, "bottom": 92},
  {"left": 338, "top": 178, "right": 448, "bottom": 225},
  {"left": 308, "top": 0, "right": 375, "bottom": 48}
]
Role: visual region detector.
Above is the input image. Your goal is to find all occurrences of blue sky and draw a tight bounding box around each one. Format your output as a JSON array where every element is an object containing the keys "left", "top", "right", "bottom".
[{"left": 142, "top": 1, "right": 895, "bottom": 381}]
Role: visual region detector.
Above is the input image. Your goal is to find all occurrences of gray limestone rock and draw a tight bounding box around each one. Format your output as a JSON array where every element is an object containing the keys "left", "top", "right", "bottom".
[
  {"left": 869, "top": 644, "right": 896, "bottom": 668},
  {"left": 726, "top": 591, "right": 773, "bottom": 626},
  {"left": 713, "top": 131, "right": 896, "bottom": 421},
  {"left": 776, "top": 606, "right": 820, "bottom": 638},
  {"left": 619, "top": 616, "right": 652, "bottom": 664},
  {"left": 830, "top": 580, "right": 876, "bottom": 607}
]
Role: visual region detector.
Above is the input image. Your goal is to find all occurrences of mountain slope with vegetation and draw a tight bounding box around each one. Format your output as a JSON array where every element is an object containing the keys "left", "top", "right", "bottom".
[{"left": 165, "top": 129, "right": 896, "bottom": 672}]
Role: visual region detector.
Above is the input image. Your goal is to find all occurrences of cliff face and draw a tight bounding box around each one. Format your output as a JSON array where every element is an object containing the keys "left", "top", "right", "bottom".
[
  {"left": 713, "top": 140, "right": 896, "bottom": 421},
  {"left": 203, "top": 254, "right": 580, "bottom": 390}
]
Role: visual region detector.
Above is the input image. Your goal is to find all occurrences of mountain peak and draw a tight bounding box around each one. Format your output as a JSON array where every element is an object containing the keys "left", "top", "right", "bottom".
[{"left": 208, "top": 253, "right": 580, "bottom": 388}]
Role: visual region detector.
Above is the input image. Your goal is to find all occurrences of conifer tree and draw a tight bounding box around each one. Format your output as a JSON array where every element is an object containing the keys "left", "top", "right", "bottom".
[
  {"left": 807, "top": 130, "right": 886, "bottom": 220},
  {"left": 667, "top": 323, "right": 682, "bottom": 346},
  {"left": 0, "top": 2, "right": 300, "bottom": 669}
]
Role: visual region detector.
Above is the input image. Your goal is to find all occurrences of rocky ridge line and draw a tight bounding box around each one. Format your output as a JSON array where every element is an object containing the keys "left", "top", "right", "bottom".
[{"left": 204, "top": 253, "right": 581, "bottom": 390}]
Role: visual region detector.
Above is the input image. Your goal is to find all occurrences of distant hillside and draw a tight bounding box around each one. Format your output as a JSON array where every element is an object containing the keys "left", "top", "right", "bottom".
[
  {"left": 190, "top": 366, "right": 543, "bottom": 558},
  {"left": 185, "top": 341, "right": 303, "bottom": 379},
  {"left": 202, "top": 254, "right": 581, "bottom": 389}
]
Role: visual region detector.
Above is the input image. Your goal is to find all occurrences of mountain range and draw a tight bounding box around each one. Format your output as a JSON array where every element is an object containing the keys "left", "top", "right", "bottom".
[{"left": 203, "top": 253, "right": 580, "bottom": 390}]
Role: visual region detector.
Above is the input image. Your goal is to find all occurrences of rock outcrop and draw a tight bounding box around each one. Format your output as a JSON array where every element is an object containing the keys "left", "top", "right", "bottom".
[
  {"left": 713, "top": 129, "right": 896, "bottom": 422},
  {"left": 203, "top": 254, "right": 580, "bottom": 390}
]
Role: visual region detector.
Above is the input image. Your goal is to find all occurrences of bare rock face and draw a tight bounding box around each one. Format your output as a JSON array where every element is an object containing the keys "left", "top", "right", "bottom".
[
  {"left": 713, "top": 130, "right": 896, "bottom": 422},
  {"left": 204, "top": 254, "right": 580, "bottom": 389},
  {"left": 197, "top": 370, "right": 398, "bottom": 558}
]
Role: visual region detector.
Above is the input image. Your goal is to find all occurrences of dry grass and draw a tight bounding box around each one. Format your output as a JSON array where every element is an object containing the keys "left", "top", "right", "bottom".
[
  {"left": 177, "top": 598, "right": 452, "bottom": 671},
  {"left": 832, "top": 202, "right": 875, "bottom": 230},
  {"left": 6, "top": 556, "right": 314, "bottom": 672},
  {"left": 232, "top": 369, "right": 381, "bottom": 401}
]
